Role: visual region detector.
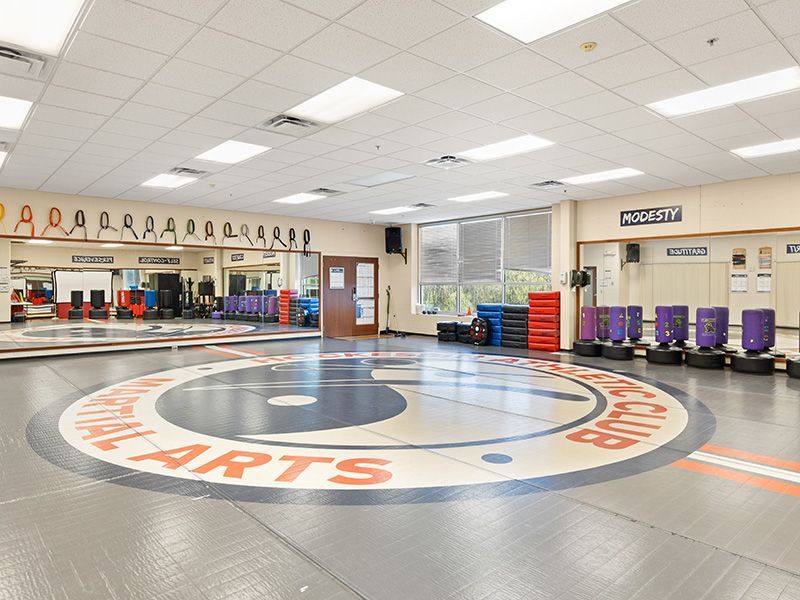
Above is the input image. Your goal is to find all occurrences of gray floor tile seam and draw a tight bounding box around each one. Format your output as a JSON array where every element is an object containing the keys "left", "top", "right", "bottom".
[
  {"left": 36, "top": 361, "right": 371, "bottom": 600},
  {"left": 0, "top": 473, "right": 138, "bottom": 507}
]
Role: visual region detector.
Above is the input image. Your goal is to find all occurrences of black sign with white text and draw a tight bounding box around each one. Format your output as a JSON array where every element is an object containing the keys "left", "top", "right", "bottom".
[
  {"left": 139, "top": 257, "right": 180, "bottom": 265},
  {"left": 620, "top": 206, "right": 682, "bottom": 227},
  {"left": 787, "top": 244, "right": 800, "bottom": 254},
  {"left": 72, "top": 255, "right": 114, "bottom": 264},
  {"left": 231, "top": 253, "right": 245, "bottom": 262},
  {"left": 203, "top": 256, "right": 215, "bottom": 264},
  {"left": 667, "top": 247, "right": 707, "bottom": 257}
]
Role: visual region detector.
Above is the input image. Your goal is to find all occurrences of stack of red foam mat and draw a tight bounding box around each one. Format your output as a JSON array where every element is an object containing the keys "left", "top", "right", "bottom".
[
  {"left": 528, "top": 292, "right": 560, "bottom": 351},
  {"left": 279, "top": 289, "right": 298, "bottom": 324}
]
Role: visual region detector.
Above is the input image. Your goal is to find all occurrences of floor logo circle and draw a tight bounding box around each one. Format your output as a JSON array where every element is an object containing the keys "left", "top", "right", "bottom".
[
  {"left": 30, "top": 351, "right": 715, "bottom": 504},
  {"left": 7, "top": 322, "right": 255, "bottom": 343}
]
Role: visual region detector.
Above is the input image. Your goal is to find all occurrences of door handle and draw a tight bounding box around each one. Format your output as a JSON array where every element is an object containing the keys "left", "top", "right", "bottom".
[{"left": 352, "top": 287, "right": 357, "bottom": 302}]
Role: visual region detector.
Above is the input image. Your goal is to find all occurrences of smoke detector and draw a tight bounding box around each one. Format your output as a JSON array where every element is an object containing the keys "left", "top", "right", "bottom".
[{"left": 425, "top": 155, "right": 472, "bottom": 169}]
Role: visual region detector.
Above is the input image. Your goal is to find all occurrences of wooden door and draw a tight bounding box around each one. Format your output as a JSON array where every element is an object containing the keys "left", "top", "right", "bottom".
[{"left": 322, "top": 256, "right": 379, "bottom": 337}]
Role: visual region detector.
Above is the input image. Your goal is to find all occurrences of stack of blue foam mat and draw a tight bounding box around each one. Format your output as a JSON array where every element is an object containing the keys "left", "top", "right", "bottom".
[
  {"left": 299, "top": 297, "right": 319, "bottom": 314},
  {"left": 476, "top": 303, "right": 502, "bottom": 346},
  {"left": 298, "top": 297, "right": 320, "bottom": 327}
]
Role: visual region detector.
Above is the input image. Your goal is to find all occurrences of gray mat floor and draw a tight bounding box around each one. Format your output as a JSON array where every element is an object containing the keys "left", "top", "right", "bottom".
[{"left": 2, "top": 335, "right": 800, "bottom": 599}]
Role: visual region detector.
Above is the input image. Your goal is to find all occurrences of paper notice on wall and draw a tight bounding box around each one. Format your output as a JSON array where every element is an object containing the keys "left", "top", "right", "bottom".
[
  {"left": 757, "top": 273, "right": 772, "bottom": 293},
  {"left": 329, "top": 266, "right": 344, "bottom": 289},
  {"left": 730, "top": 273, "right": 748, "bottom": 293},
  {"left": 356, "top": 298, "right": 375, "bottom": 326},
  {"left": 356, "top": 262, "right": 375, "bottom": 298},
  {"left": 0, "top": 267, "right": 9, "bottom": 294},
  {"left": 758, "top": 247, "right": 772, "bottom": 270},
  {"left": 732, "top": 248, "right": 746, "bottom": 270}
]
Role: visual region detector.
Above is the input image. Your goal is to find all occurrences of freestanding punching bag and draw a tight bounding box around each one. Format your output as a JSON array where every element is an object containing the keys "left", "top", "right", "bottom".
[
  {"left": 602, "top": 306, "right": 634, "bottom": 360},
  {"left": 573, "top": 306, "right": 602, "bottom": 357},
  {"left": 627, "top": 305, "right": 643, "bottom": 343},
  {"left": 68, "top": 290, "right": 84, "bottom": 319},
  {"left": 731, "top": 309, "right": 774, "bottom": 374},
  {"left": 788, "top": 313, "right": 800, "bottom": 378},
  {"left": 671, "top": 305, "right": 692, "bottom": 348},
  {"left": 596, "top": 306, "right": 610, "bottom": 340},
  {"left": 761, "top": 308, "right": 784, "bottom": 357},
  {"left": 646, "top": 305, "right": 683, "bottom": 364},
  {"left": 713, "top": 306, "right": 734, "bottom": 353},
  {"left": 686, "top": 308, "right": 725, "bottom": 369}
]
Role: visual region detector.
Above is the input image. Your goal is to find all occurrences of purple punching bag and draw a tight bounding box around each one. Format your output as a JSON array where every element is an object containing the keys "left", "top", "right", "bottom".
[
  {"left": 732, "top": 309, "right": 774, "bottom": 373},
  {"left": 761, "top": 308, "right": 784, "bottom": 357},
  {"left": 596, "top": 306, "right": 610, "bottom": 340},
  {"left": 574, "top": 306, "right": 602, "bottom": 356},
  {"left": 601, "top": 306, "right": 635, "bottom": 360},
  {"left": 647, "top": 305, "right": 683, "bottom": 364},
  {"left": 686, "top": 307, "right": 726, "bottom": 368},
  {"left": 713, "top": 306, "right": 731, "bottom": 350},
  {"left": 672, "top": 305, "right": 692, "bottom": 347},
  {"left": 627, "top": 305, "right": 643, "bottom": 342}
]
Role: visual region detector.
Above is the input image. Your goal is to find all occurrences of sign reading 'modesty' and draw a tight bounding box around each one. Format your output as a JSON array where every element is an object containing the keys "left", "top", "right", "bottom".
[{"left": 620, "top": 206, "right": 682, "bottom": 227}]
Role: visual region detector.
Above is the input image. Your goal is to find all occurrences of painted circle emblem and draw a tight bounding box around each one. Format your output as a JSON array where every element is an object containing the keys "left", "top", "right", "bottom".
[
  {"left": 7, "top": 322, "right": 255, "bottom": 343},
  {"left": 29, "top": 351, "right": 714, "bottom": 504}
]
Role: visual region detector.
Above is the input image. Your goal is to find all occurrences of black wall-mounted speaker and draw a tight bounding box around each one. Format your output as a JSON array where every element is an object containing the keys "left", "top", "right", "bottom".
[
  {"left": 385, "top": 226, "right": 402, "bottom": 254},
  {"left": 626, "top": 243, "right": 640, "bottom": 263}
]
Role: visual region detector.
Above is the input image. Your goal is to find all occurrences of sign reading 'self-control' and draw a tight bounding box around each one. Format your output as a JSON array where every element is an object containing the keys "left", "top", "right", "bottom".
[{"left": 620, "top": 205, "right": 682, "bottom": 227}]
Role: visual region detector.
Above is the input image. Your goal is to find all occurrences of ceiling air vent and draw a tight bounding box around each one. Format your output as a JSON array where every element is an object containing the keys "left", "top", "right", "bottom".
[
  {"left": 425, "top": 155, "right": 472, "bottom": 169},
  {"left": 309, "top": 187, "right": 344, "bottom": 196},
  {"left": 0, "top": 46, "right": 46, "bottom": 78},
  {"left": 169, "top": 167, "right": 208, "bottom": 177},
  {"left": 257, "top": 114, "right": 318, "bottom": 137},
  {"left": 411, "top": 203, "right": 435, "bottom": 208},
  {"left": 531, "top": 180, "right": 564, "bottom": 189}
]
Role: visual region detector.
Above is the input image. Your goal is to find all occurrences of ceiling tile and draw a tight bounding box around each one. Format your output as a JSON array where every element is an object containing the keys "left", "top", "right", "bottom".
[
  {"left": 382, "top": 126, "right": 445, "bottom": 146},
  {"left": 32, "top": 105, "right": 108, "bottom": 130},
  {"left": 462, "top": 94, "right": 538, "bottom": 122},
  {"left": 223, "top": 80, "right": 306, "bottom": 113},
  {"left": 360, "top": 53, "right": 457, "bottom": 94},
  {"left": 757, "top": 0, "right": 800, "bottom": 37},
  {"left": 371, "top": 95, "right": 449, "bottom": 124},
  {"left": 129, "top": 0, "right": 227, "bottom": 23},
  {"left": 339, "top": 113, "right": 406, "bottom": 136},
  {"left": 416, "top": 75, "right": 501, "bottom": 109},
  {"left": 178, "top": 116, "right": 248, "bottom": 139},
  {"left": 341, "top": 0, "right": 463, "bottom": 48},
  {"left": 410, "top": 19, "right": 519, "bottom": 72},
  {"left": 516, "top": 72, "right": 602, "bottom": 107},
  {"left": 177, "top": 29, "right": 282, "bottom": 77},
  {"left": 209, "top": 0, "right": 328, "bottom": 51},
  {"left": 538, "top": 122, "right": 605, "bottom": 143},
  {"left": 688, "top": 41, "right": 797, "bottom": 85},
  {"left": 613, "top": 69, "right": 704, "bottom": 104},
  {"left": 586, "top": 107, "right": 664, "bottom": 132},
  {"left": 89, "top": 130, "right": 153, "bottom": 150},
  {"left": 25, "top": 120, "right": 95, "bottom": 142},
  {"left": 81, "top": 0, "right": 199, "bottom": 54},
  {"left": 255, "top": 56, "right": 347, "bottom": 95},
  {"left": 305, "top": 126, "right": 372, "bottom": 146},
  {"left": 502, "top": 110, "right": 575, "bottom": 134},
  {"left": 433, "top": 0, "right": 498, "bottom": 17},
  {"left": 51, "top": 63, "right": 142, "bottom": 100},
  {"left": 467, "top": 49, "right": 565, "bottom": 91},
  {"left": 742, "top": 89, "right": 800, "bottom": 118},
  {"left": 65, "top": 31, "right": 166, "bottom": 81},
  {"left": 293, "top": 24, "right": 399, "bottom": 73},
  {"left": 612, "top": 0, "right": 750, "bottom": 41},
  {"left": 283, "top": 0, "right": 364, "bottom": 19},
  {"left": 16, "top": 133, "right": 83, "bottom": 152},
  {"left": 199, "top": 100, "right": 272, "bottom": 127},
  {"left": 116, "top": 102, "right": 191, "bottom": 128},
  {"left": 153, "top": 59, "right": 244, "bottom": 97},
  {"left": 532, "top": 15, "right": 646, "bottom": 69},
  {"left": 416, "top": 111, "right": 491, "bottom": 136},
  {"left": 40, "top": 86, "right": 125, "bottom": 116},
  {"left": 576, "top": 45, "right": 679, "bottom": 88},
  {"left": 553, "top": 91, "right": 634, "bottom": 121},
  {"left": 654, "top": 10, "right": 775, "bottom": 67},
  {"left": 132, "top": 82, "right": 213, "bottom": 114}
]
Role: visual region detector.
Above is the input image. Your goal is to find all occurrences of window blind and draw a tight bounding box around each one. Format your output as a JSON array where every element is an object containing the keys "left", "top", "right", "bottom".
[
  {"left": 504, "top": 212, "right": 551, "bottom": 272},
  {"left": 459, "top": 218, "right": 502, "bottom": 282},
  {"left": 419, "top": 223, "right": 458, "bottom": 283}
]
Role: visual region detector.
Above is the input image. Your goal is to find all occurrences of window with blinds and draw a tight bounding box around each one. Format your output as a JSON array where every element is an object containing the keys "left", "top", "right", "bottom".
[
  {"left": 418, "top": 210, "right": 552, "bottom": 314},
  {"left": 419, "top": 223, "right": 458, "bottom": 284}
]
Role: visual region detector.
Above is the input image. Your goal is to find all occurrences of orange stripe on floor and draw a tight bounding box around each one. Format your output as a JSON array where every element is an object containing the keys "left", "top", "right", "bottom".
[
  {"left": 700, "top": 443, "right": 800, "bottom": 473},
  {"left": 673, "top": 458, "right": 800, "bottom": 497},
  {"left": 197, "top": 346, "right": 242, "bottom": 359}
]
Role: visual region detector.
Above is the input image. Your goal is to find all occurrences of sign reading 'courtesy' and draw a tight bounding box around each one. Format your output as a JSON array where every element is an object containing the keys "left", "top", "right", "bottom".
[
  {"left": 620, "top": 206, "right": 682, "bottom": 227},
  {"left": 667, "top": 247, "right": 707, "bottom": 257}
]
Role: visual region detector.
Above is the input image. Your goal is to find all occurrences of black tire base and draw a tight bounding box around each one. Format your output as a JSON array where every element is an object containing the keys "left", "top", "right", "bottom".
[
  {"left": 731, "top": 352, "right": 775, "bottom": 375},
  {"left": 88, "top": 309, "right": 109, "bottom": 319},
  {"left": 116, "top": 308, "right": 134, "bottom": 320},
  {"left": 686, "top": 347, "right": 726, "bottom": 369},
  {"left": 160, "top": 308, "right": 175, "bottom": 320},
  {"left": 787, "top": 358, "right": 800, "bottom": 379},
  {"left": 646, "top": 344, "right": 683, "bottom": 365},
  {"left": 573, "top": 340, "right": 602, "bottom": 357},
  {"left": 601, "top": 342, "right": 635, "bottom": 360},
  {"left": 714, "top": 344, "right": 737, "bottom": 354},
  {"left": 68, "top": 309, "right": 84, "bottom": 320},
  {"left": 143, "top": 309, "right": 160, "bottom": 320}
]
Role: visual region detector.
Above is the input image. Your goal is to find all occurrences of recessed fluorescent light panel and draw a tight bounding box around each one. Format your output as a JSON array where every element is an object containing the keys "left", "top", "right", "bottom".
[
  {"left": 101, "top": 243, "right": 124, "bottom": 248},
  {"left": 165, "top": 246, "right": 184, "bottom": 251},
  {"left": 648, "top": 67, "right": 800, "bottom": 117},
  {"left": 0, "top": 151, "right": 7, "bottom": 168},
  {"left": 351, "top": 171, "right": 415, "bottom": 188},
  {"left": 273, "top": 193, "right": 325, "bottom": 205},
  {"left": 562, "top": 168, "right": 644, "bottom": 185},
  {"left": 141, "top": 174, "right": 197, "bottom": 189},
  {"left": 27, "top": 239, "right": 53, "bottom": 245},
  {"left": 0, "top": 0, "right": 86, "bottom": 55},
  {"left": 476, "top": 0, "right": 631, "bottom": 44},
  {"left": 196, "top": 140, "right": 270, "bottom": 164},
  {"left": 732, "top": 137, "right": 800, "bottom": 158},
  {"left": 370, "top": 206, "right": 421, "bottom": 215},
  {"left": 449, "top": 191, "right": 509, "bottom": 202},
  {"left": 287, "top": 77, "right": 404, "bottom": 124},
  {"left": 457, "top": 135, "right": 555, "bottom": 162},
  {"left": 0, "top": 96, "right": 34, "bottom": 130}
]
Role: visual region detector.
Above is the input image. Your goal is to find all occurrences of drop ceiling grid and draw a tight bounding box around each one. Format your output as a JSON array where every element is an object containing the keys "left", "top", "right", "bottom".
[{"left": 0, "top": 0, "right": 797, "bottom": 222}]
